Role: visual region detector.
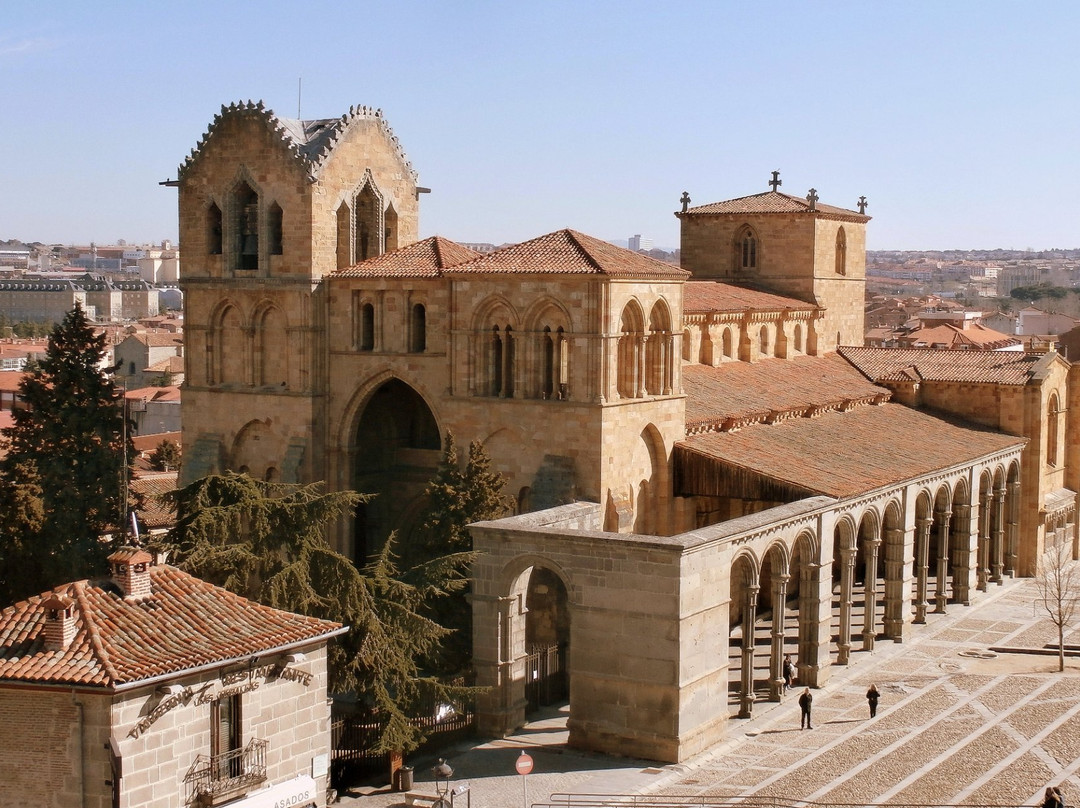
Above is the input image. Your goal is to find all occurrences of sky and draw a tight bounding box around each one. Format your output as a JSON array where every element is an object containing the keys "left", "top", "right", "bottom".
[{"left": 2, "top": 1, "right": 1079, "bottom": 251}]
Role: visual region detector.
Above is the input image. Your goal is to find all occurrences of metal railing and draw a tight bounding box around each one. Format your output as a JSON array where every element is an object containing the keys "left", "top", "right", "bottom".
[{"left": 184, "top": 738, "right": 268, "bottom": 803}]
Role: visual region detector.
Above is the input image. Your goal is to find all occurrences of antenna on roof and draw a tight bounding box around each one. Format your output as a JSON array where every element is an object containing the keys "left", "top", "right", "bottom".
[{"left": 297, "top": 77, "right": 302, "bottom": 119}]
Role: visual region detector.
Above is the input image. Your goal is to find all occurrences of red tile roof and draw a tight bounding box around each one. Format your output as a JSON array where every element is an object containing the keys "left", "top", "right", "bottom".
[
  {"left": 0, "top": 372, "right": 25, "bottom": 392},
  {"left": 131, "top": 472, "right": 178, "bottom": 529},
  {"left": 333, "top": 236, "right": 481, "bottom": 278},
  {"left": 683, "top": 354, "right": 890, "bottom": 433},
  {"left": 681, "top": 190, "right": 870, "bottom": 222},
  {"left": 0, "top": 565, "right": 342, "bottom": 689},
  {"left": 676, "top": 403, "right": 1025, "bottom": 499},
  {"left": 900, "top": 323, "right": 1020, "bottom": 350},
  {"left": 684, "top": 281, "right": 817, "bottom": 314},
  {"left": 840, "top": 346, "right": 1045, "bottom": 385},
  {"left": 443, "top": 229, "right": 690, "bottom": 279},
  {"left": 125, "top": 385, "right": 181, "bottom": 402}
]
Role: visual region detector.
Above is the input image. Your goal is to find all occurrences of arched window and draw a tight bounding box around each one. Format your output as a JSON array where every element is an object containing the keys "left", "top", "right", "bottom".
[
  {"left": 336, "top": 202, "right": 351, "bottom": 269},
  {"left": 835, "top": 226, "right": 847, "bottom": 275},
  {"left": 794, "top": 323, "right": 804, "bottom": 353},
  {"left": 360, "top": 303, "right": 375, "bottom": 351},
  {"left": 207, "top": 203, "right": 222, "bottom": 255},
  {"left": 268, "top": 202, "right": 283, "bottom": 256},
  {"left": 542, "top": 326, "right": 555, "bottom": 399},
  {"left": 647, "top": 300, "right": 672, "bottom": 395},
  {"left": 736, "top": 225, "right": 757, "bottom": 271},
  {"left": 235, "top": 181, "right": 259, "bottom": 270},
  {"left": 490, "top": 326, "right": 503, "bottom": 396},
  {"left": 410, "top": 303, "right": 426, "bottom": 353},
  {"left": 385, "top": 203, "right": 399, "bottom": 253},
  {"left": 759, "top": 325, "right": 770, "bottom": 357},
  {"left": 1048, "top": 393, "right": 1060, "bottom": 467},
  {"left": 355, "top": 184, "right": 381, "bottom": 261},
  {"left": 617, "top": 303, "right": 645, "bottom": 399}
]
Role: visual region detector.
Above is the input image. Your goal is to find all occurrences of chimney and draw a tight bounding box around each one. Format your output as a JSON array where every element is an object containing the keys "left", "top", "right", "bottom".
[
  {"left": 108, "top": 547, "right": 154, "bottom": 600},
  {"left": 42, "top": 594, "right": 76, "bottom": 651}
]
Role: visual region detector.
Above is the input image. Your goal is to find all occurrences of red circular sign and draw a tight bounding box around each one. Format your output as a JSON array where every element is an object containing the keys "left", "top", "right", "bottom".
[{"left": 515, "top": 752, "right": 534, "bottom": 775}]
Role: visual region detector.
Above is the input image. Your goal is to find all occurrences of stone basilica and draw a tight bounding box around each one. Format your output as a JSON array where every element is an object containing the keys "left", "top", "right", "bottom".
[{"left": 177, "top": 102, "right": 1079, "bottom": 763}]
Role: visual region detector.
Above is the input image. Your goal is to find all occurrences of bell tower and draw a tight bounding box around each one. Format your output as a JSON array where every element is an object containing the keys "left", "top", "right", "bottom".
[
  {"left": 676, "top": 173, "right": 870, "bottom": 351},
  {"left": 175, "top": 101, "right": 419, "bottom": 485}
]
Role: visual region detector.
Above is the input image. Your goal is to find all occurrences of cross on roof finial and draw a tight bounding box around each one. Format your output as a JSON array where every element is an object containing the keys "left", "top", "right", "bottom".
[
  {"left": 806, "top": 188, "right": 818, "bottom": 212},
  {"left": 858, "top": 195, "right": 868, "bottom": 214},
  {"left": 680, "top": 191, "right": 691, "bottom": 213},
  {"left": 769, "top": 170, "right": 782, "bottom": 192}
]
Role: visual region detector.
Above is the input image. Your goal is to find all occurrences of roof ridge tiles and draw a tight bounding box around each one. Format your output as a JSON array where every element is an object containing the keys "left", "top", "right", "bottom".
[{"left": 72, "top": 581, "right": 120, "bottom": 684}]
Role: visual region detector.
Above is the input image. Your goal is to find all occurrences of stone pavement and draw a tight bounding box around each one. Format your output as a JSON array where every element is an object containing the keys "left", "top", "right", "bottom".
[{"left": 339, "top": 576, "right": 1080, "bottom": 808}]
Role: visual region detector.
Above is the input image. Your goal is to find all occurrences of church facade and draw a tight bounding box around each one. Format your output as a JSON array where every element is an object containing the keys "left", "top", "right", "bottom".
[{"left": 177, "top": 102, "right": 1077, "bottom": 764}]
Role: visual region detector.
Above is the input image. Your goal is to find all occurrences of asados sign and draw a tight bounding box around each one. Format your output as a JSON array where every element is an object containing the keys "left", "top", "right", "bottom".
[{"left": 273, "top": 788, "right": 312, "bottom": 808}]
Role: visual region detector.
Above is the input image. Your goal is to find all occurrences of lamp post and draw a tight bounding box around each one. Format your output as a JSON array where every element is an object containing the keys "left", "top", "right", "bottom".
[{"left": 432, "top": 759, "right": 453, "bottom": 808}]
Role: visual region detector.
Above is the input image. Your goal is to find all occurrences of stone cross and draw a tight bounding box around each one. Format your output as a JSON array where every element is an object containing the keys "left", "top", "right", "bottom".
[
  {"left": 769, "top": 171, "right": 782, "bottom": 192},
  {"left": 858, "top": 196, "right": 868, "bottom": 214},
  {"left": 680, "top": 191, "right": 691, "bottom": 213},
  {"left": 806, "top": 188, "right": 818, "bottom": 211}
]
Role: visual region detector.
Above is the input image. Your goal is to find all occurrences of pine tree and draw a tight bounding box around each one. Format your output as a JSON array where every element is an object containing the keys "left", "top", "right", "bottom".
[
  {"left": 149, "top": 438, "right": 181, "bottom": 471},
  {"left": 417, "top": 432, "right": 512, "bottom": 674},
  {"left": 0, "top": 304, "right": 132, "bottom": 599},
  {"left": 162, "top": 472, "right": 473, "bottom": 753}
]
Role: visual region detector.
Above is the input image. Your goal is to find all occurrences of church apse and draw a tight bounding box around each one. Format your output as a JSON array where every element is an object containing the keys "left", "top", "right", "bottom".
[{"left": 350, "top": 378, "right": 441, "bottom": 563}]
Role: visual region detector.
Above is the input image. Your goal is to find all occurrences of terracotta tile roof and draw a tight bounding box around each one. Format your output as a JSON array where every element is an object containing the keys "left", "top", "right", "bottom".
[
  {"left": 0, "top": 565, "right": 341, "bottom": 689},
  {"left": 131, "top": 472, "right": 178, "bottom": 529},
  {"left": 443, "top": 229, "right": 690, "bottom": 279},
  {"left": 145, "top": 356, "right": 185, "bottom": 373},
  {"left": 684, "top": 280, "right": 818, "bottom": 314},
  {"left": 683, "top": 355, "right": 890, "bottom": 433},
  {"left": 901, "top": 323, "right": 1020, "bottom": 350},
  {"left": 840, "top": 346, "right": 1044, "bottom": 385},
  {"left": 676, "top": 403, "right": 1025, "bottom": 499},
  {"left": 0, "top": 372, "right": 25, "bottom": 392},
  {"left": 132, "top": 432, "right": 181, "bottom": 453},
  {"left": 130, "top": 333, "right": 183, "bottom": 348},
  {"left": 125, "top": 385, "right": 181, "bottom": 402},
  {"left": 333, "top": 236, "right": 480, "bottom": 278},
  {"left": 681, "top": 190, "right": 870, "bottom": 222}
]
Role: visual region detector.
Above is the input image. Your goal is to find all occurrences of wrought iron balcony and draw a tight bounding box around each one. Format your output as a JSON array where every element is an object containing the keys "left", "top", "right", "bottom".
[{"left": 184, "top": 738, "right": 268, "bottom": 805}]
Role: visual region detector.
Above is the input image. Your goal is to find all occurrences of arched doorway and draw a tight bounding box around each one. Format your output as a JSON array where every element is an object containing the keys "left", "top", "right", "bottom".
[
  {"left": 523, "top": 567, "right": 570, "bottom": 713},
  {"left": 351, "top": 379, "right": 441, "bottom": 563}
]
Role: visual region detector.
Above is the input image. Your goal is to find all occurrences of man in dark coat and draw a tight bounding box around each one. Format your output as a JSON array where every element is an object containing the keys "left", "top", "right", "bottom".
[{"left": 799, "top": 687, "right": 813, "bottom": 729}]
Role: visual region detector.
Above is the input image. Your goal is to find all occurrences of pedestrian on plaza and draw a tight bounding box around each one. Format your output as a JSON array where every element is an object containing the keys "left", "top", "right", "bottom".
[
  {"left": 783, "top": 655, "right": 795, "bottom": 694},
  {"left": 1043, "top": 786, "right": 1063, "bottom": 808},
  {"left": 799, "top": 687, "right": 813, "bottom": 729},
  {"left": 1055, "top": 786, "right": 1067, "bottom": 808},
  {"left": 866, "top": 684, "right": 879, "bottom": 718}
]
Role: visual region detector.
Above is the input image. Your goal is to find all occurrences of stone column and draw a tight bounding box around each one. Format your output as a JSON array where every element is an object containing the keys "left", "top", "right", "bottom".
[
  {"left": 862, "top": 539, "right": 881, "bottom": 651},
  {"left": 1005, "top": 481, "right": 1020, "bottom": 578},
  {"left": 993, "top": 485, "right": 1007, "bottom": 583},
  {"left": 474, "top": 595, "right": 526, "bottom": 736},
  {"left": 837, "top": 548, "right": 854, "bottom": 665},
  {"left": 978, "top": 491, "right": 992, "bottom": 592},
  {"left": 799, "top": 563, "right": 828, "bottom": 686},
  {"left": 243, "top": 325, "right": 256, "bottom": 387},
  {"left": 934, "top": 510, "right": 951, "bottom": 613},
  {"left": 635, "top": 335, "right": 646, "bottom": 398},
  {"left": 769, "top": 574, "right": 789, "bottom": 701},
  {"left": 915, "top": 517, "right": 932, "bottom": 624},
  {"left": 953, "top": 503, "right": 974, "bottom": 606},
  {"left": 882, "top": 526, "right": 907, "bottom": 641},
  {"left": 739, "top": 584, "right": 759, "bottom": 718}
]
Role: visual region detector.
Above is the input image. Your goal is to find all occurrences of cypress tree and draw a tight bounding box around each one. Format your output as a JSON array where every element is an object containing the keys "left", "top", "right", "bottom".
[{"left": 0, "top": 304, "right": 132, "bottom": 599}]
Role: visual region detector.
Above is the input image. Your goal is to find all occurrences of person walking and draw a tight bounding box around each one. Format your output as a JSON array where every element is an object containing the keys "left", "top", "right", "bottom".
[
  {"left": 799, "top": 687, "right": 813, "bottom": 729},
  {"left": 866, "top": 684, "right": 879, "bottom": 718},
  {"left": 782, "top": 655, "right": 795, "bottom": 694},
  {"left": 1043, "top": 786, "right": 1063, "bottom": 808}
]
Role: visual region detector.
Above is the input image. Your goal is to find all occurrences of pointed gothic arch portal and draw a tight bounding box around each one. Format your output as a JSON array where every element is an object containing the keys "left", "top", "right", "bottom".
[
  {"left": 351, "top": 379, "right": 441, "bottom": 563},
  {"left": 523, "top": 567, "right": 570, "bottom": 713}
]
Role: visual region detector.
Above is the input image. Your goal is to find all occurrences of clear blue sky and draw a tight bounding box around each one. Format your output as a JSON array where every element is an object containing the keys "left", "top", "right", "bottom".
[{"left": 3, "top": 1, "right": 1078, "bottom": 251}]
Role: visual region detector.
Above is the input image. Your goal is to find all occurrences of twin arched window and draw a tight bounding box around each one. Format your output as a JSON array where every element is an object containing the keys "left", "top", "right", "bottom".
[{"left": 737, "top": 225, "right": 758, "bottom": 271}]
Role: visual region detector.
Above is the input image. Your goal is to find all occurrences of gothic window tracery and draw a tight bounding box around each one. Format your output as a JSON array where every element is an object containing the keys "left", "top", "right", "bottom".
[
  {"left": 487, "top": 324, "right": 515, "bottom": 397},
  {"left": 736, "top": 225, "right": 758, "bottom": 271},
  {"left": 1048, "top": 393, "right": 1060, "bottom": 467},
  {"left": 617, "top": 302, "right": 645, "bottom": 399}
]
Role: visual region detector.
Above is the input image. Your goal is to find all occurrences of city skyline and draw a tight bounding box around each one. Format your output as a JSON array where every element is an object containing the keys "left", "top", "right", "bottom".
[{"left": 3, "top": 1, "right": 1078, "bottom": 251}]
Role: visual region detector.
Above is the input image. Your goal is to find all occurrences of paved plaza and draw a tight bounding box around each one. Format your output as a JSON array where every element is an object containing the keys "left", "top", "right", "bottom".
[{"left": 341, "top": 576, "right": 1080, "bottom": 808}]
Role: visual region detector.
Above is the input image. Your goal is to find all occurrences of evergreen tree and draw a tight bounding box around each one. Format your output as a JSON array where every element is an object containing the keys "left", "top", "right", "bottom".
[
  {"left": 162, "top": 473, "right": 473, "bottom": 753},
  {"left": 0, "top": 304, "right": 132, "bottom": 599},
  {"left": 417, "top": 432, "right": 512, "bottom": 674},
  {"left": 149, "top": 438, "right": 181, "bottom": 471}
]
